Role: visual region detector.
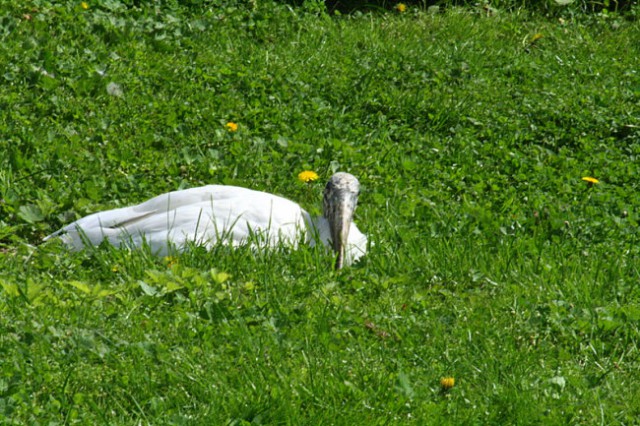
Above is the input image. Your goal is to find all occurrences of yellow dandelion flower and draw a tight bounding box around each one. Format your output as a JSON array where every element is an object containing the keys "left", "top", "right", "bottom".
[
  {"left": 395, "top": 3, "right": 407, "bottom": 12},
  {"left": 298, "top": 170, "right": 319, "bottom": 183},
  {"left": 581, "top": 177, "right": 599, "bottom": 184},
  {"left": 440, "top": 377, "right": 455, "bottom": 390},
  {"left": 226, "top": 122, "right": 238, "bottom": 132},
  {"left": 81, "top": 1, "right": 89, "bottom": 9}
]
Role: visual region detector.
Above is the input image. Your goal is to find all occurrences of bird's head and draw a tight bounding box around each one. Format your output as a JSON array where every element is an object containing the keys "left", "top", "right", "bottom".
[{"left": 323, "top": 172, "right": 360, "bottom": 270}]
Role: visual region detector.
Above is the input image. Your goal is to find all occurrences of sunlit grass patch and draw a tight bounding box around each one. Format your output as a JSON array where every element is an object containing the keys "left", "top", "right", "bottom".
[{"left": 1, "top": 1, "right": 640, "bottom": 424}]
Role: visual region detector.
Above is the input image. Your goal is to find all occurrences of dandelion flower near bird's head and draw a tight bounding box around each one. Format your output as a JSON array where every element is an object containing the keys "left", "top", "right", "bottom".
[
  {"left": 440, "top": 377, "right": 455, "bottom": 390},
  {"left": 226, "top": 122, "right": 238, "bottom": 132},
  {"left": 582, "top": 177, "right": 599, "bottom": 184},
  {"left": 298, "top": 170, "right": 319, "bottom": 183}
]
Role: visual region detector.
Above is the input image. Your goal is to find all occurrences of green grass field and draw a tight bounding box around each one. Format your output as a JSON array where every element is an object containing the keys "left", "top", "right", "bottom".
[{"left": 2, "top": 1, "right": 640, "bottom": 424}]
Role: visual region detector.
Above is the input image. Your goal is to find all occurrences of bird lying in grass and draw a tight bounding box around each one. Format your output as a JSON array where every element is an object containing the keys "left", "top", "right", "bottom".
[{"left": 45, "top": 172, "right": 367, "bottom": 269}]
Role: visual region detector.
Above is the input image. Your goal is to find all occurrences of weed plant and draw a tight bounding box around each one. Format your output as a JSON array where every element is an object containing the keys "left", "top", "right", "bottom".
[{"left": 1, "top": 1, "right": 640, "bottom": 424}]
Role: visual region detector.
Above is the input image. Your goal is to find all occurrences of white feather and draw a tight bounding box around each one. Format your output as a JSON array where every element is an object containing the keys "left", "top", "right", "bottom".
[{"left": 45, "top": 184, "right": 367, "bottom": 266}]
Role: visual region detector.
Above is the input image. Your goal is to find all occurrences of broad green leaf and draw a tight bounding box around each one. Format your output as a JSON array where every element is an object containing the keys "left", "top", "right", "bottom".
[
  {"left": 210, "top": 270, "right": 231, "bottom": 284},
  {"left": 70, "top": 281, "right": 91, "bottom": 294},
  {"left": 17, "top": 204, "right": 44, "bottom": 224},
  {"left": 139, "top": 281, "right": 159, "bottom": 296},
  {"left": 0, "top": 280, "right": 19, "bottom": 297}
]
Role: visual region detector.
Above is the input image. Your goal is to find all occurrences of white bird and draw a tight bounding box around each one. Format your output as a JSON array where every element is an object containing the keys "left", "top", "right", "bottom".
[{"left": 45, "top": 172, "right": 367, "bottom": 269}]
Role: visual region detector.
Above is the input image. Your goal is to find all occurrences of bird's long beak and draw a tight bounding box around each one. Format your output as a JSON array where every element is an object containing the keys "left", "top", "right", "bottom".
[
  {"left": 323, "top": 173, "right": 361, "bottom": 270},
  {"left": 327, "top": 191, "right": 357, "bottom": 270}
]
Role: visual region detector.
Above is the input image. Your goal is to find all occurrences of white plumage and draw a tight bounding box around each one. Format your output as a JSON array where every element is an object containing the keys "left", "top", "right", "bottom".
[{"left": 45, "top": 173, "right": 367, "bottom": 268}]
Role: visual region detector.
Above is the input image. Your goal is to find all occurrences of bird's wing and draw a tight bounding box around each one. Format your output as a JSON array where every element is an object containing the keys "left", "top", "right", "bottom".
[{"left": 46, "top": 185, "right": 309, "bottom": 255}]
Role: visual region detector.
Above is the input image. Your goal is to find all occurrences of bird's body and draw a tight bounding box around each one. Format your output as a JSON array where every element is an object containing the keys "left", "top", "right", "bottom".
[{"left": 45, "top": 173, "right": 367, "bottom": 268}]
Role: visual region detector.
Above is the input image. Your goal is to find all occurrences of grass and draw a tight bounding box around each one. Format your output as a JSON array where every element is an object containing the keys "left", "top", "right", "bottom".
[{"left": 1, "top": 1, "right": 640, "bottom": 424}]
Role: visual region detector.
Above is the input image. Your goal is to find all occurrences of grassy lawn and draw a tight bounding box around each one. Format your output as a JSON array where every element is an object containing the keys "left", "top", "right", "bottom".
[{"left": 1, "top": 1, "right": 640, "bottom": 424}]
